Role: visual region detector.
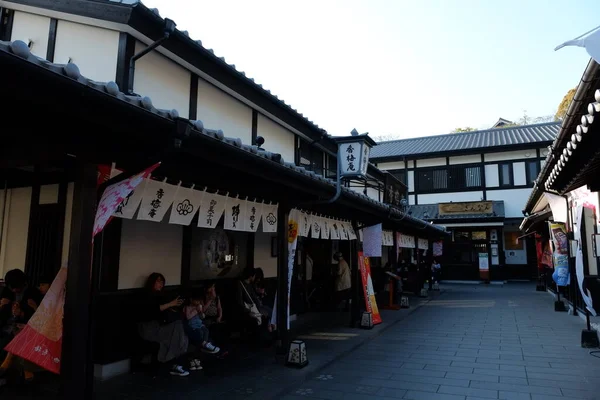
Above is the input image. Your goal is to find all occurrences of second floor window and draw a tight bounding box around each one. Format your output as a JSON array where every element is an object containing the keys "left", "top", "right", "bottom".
[
  {"left": 416, "top": 164, "right": 482, "bottom": 193},
  {"left": 526, "top": 160, "right": 540, "bottom": 186},
  {"left": 298, "top": 139, "right": 324, "bottom": 176},
  {"left": 499, "top": 163, "right": 513, "bottom": 187}
]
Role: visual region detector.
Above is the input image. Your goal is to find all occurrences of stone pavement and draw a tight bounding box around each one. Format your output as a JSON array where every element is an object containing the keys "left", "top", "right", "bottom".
[{"left": 281, "top": 283, "right": 600, "bottom": 400}]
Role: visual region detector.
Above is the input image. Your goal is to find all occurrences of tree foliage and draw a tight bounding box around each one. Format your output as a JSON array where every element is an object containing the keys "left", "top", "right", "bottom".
[
  {"left": 555, "top": 87, "right": 576, "bottom": 121},
  {"left": 452, "top": 127, "right": 476, "bottom": 133}
]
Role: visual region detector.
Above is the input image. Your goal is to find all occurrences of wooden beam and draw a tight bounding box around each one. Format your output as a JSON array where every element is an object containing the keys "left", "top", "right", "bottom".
[
  {"left": 60, "top": 163, "right": 97, "bottom": 398},
  {"left": 276, "top": 204, "right": 290, "bottom": 353}
]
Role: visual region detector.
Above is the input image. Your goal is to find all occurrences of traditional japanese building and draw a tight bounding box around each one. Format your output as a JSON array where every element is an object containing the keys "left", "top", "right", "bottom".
[
  {"left": 371, "top": 122, "right": 560, "bottom": 281},
  {"left": 0, "top": 0, "right": 446, "bottom": 396}
]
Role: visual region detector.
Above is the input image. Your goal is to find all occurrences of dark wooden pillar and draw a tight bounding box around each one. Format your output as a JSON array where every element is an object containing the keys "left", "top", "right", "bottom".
[
  {"left": 276, "top": 204, "right": 290, "bottom": 353},
  {"left": 349, "top": 221, "right": 361, "bottom": 328},
  {"left": 61, "top": 163, "right": 97, "bottom": 398}
]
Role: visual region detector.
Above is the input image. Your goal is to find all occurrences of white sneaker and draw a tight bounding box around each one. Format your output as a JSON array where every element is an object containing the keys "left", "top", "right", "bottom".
[
  {"left": 202, "top": 343, "right": 220, "bottom": 354},
  {"left": 189, "top": 360, "right": 203, "bottom": 371},
  {"left": 170, "top": 365, "right": 190, "bottom": 377}
]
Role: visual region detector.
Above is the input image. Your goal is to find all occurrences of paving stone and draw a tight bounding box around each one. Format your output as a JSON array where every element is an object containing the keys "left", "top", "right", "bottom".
[
  {"left": 469, "top": 381, "right": 562, "bottom": 396},
  {"left": 438, "top": 385, "right": 498, "bottom": 399},
  {"left": 445, "top": 371, "right": 499, "bottom": 383},
  {"left": 403, "top": 390, "right": 466, "bottom": 400}
]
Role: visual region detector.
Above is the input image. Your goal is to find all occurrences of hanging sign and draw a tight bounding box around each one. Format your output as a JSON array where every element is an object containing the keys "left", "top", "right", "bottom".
[
  {"left": 363, "top": 223, "right": 383, "bottom": 257},
  {"left": 198, "top": 192, "right": 226, "bottom": 229},
  {"left": 311, "top": 216, "right": 322, "bottom": 239},
  {"left": 339, "top": 221, "right": 349, "bottom": 240},
  {"left": 224, "top": 197, "right": 247, "bottom": 231},
  {"left": 347, "top": 223, "right": 357, "bottom": 240},
  {"left": 550, "top": 221, "right": 570, "bottom": 286},
  {"left": 382, "top": 231, "right": 394, "bottom": 246},
  {"left": 358, "top": 252, "right": 382, "bottom": 325},
  {"left": 321, "top": 218, "right": 331, "bottom": 240},
  {"left": 262, "top": 203, "right": 278, "bottom": 233},
  {"left": 244, "top": 201, "right": 263, "bottom": 232},
  {"left": 112, "top": 178, "right": 146, "bottom": 219},
  {"left": 169, "top": 186, "right": 203, "bottom": 226},
  {"left": 397, "top": 233, "right": 415, "bottom": 249},
  {"left": 330, "top": 219, "right": 341, "bottom": 240},
  {"left": 418, "top": 238, "right": 429, "bottom": 250},
  {"left": 299, "top": 211, "right": 311, "bottom": 237},
  {"left": 137, "top": 180, "right": 178, "bottom": 222}
]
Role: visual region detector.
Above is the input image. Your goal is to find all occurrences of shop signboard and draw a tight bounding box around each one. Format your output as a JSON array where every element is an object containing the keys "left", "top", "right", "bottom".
[
  {"left": 397, "top": 233, "right": 415, "bottom": 248},
  {"left": 417, "top": 238, "right": 428, "bottom": 250},
  {"left": 478, "top": 253, "right": 489, "bottom": 271}
]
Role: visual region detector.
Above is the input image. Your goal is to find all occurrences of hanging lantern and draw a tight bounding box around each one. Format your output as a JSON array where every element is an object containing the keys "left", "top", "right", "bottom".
[{"left": 335, "top": 129, "right": 377, "bottom": 179}]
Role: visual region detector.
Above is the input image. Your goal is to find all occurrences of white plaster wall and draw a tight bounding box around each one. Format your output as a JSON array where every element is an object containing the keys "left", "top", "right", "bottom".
[
  {"left": 408, "top": 171, "right": 415, "bottom": 192},
  {"left": 513, "top": 162, "right": 526, "bottom": 186},
  {"left": 257, "top": 114, "right": 295, "bottom": 163},
  {"left": 196, "top": 78, "right": 252, "bottom": 143},
  {"left": 133, "top": 41, "right": 191, "bottom": 118},
  {"left": 254, "top": 232, "right": 277, "bottom": 278},
  {"left": 10, "top": 11, "right": 50, "bottom": 59},
  {"left": 540, "top": 160, "right": 546, "bottom": 169},
  {"left": 61, "top": 183, "right": 74, "bottom": 267},
  {"left": 539, "top": 148, "right": 550, "bottom": 157},
  {"left": 408, "top": 195, "right": 416, "bottom": 205},
  {"left": 39, "top": 184, "right": 58, "bottom": 204},
  {"left": 407, "top": 160, "right": 415, "bottom": 168},
  {"left": 377, "top": 161, "right": 405, "bottom": 170},
  {"left": 54, "top": 21, "right": 120, "bottom": 82},
  {"left": 118, "top": 219, "right": 182, "bottom": 289},
  {"left": 418, "top": 191, "right": 484, "bottom": 204},
  {"left": 484, "top": 149, "right": 538, "bottom": 162},
  {"left": 366, "top": 187, "right": 380, "bottom": 202},
  {"left": 0, "top": 188, "right": 31, "bottom": 276},
  {"left": 485, "top": 164, "right": 499, "bottom": 188},
  {"left": 486, "top": 188, "right": 531, "bottom": 218},
  {"left": 416, "top": 157, "right": 446, "bottom": 168},
  {"left": 449, "top": 154, "right": 481, "bottom": 165}
]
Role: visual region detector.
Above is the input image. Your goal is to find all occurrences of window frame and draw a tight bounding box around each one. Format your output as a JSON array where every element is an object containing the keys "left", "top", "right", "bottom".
[
  {"left": 498, "top": 162, "right": 513, "bottom": 187},
  {"left": 525, "top": 160, "right": 540, "bottom": 186}
]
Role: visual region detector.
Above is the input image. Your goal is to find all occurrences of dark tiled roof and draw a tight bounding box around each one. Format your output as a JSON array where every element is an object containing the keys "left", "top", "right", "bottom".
[
  {"left": 0, "top": 39, "right": 447, "bottom": 236},
  {"left": 407, "top": 201, "right": 505, "bottom": 222},
  {"left": 371, "top": 123, "right": 560, "bottom": 159}
]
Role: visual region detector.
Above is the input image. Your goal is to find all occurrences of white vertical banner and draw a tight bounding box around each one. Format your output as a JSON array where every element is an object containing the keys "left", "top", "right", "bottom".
[
  {"left": 310, "top": 215, "right": 322, "bottom": 239},
  {"left": 575, "top": 204, "right": 597, "bottom": 316},
  {"left": 271, "top": 208, "right": 300, "bottom": 330},
  {"left": 299, "top": 211, "right": 311, "bottom": 237},
  {"left": 197, "top": 192, "right": 226, "bottom": 229},
  {"left": 224, "top": 196, "right": 247, "bottom": 231},
  {"left": 137, "top": 180, "right": 178, "bottom": 222},
  {"left": 112, "top": 178, "right": 147, "bottom": 219},
  {"left": 347, "top": 222, "right": 357, "bottom": 240},
  {"left": 321, "top": 217, "right": 331, "bottom": 240},
  {"left": 262, "top": 203, "right": 279, "bottom": 233},
  {"left": 330, "top": 219, "right": 341, "bottom": 240},
  {"left": 358, "top": 229, "right": 364, "bottom": 242},
  {"left": 382, "top": 231, "right": 394, "bottom": 246},
  {"left": 339, "top": 221, "right": 349, "bottom": 240},
  {"left": 244, "top": 201, "right": 263, "bottom": 232},
  {"left": 169, "top": 186, "right": 203, "bottom": 225}
]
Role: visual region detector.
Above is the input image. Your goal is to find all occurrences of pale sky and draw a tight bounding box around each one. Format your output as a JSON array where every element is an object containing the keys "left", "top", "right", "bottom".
[{"left": 141, "top": 0, "right": 595, "bottom": 139}]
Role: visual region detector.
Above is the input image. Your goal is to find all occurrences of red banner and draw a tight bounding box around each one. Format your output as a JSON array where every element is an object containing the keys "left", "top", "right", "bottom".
[{"left": 358, "top": 252, "right": 382, "bottom": 325}]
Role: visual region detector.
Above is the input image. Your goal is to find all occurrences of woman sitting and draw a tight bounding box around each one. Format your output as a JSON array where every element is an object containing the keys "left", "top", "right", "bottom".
[
  {"left": 236, "top": 268, "right": 274, "bottom": 346},
  {"left": 200, "top": 282, "right": 228, "bottom": 348},
  {"left": 137, "top": 273, "right": 190, "bottom": 377}
]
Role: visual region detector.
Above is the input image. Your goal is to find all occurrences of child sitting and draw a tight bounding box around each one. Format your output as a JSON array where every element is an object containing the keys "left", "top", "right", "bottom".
[{"left": 183, "top": 292, "right": 220, "bottom": 370}]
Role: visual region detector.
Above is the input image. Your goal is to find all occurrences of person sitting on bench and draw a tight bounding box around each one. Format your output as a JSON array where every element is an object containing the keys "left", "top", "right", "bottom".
[
  {"left": 138, "top": 273, "right": 190, "bottom": 377},
  {"left": 183, "top": 290, "right": 220, "bottom": 371}
]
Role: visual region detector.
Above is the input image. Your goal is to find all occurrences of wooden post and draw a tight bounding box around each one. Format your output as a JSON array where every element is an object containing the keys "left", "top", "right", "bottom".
[
  {"left": 276, "top": 204, "right": 290, "bottom": 354},
  {"left": 350, "top": 220, "right": 361, "bottom": 327},
  {"left": 61, "top": 163, "right": 97, "bottom": 398}
]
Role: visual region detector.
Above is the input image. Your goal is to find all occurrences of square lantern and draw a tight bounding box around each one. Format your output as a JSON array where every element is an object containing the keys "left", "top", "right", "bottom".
[
  {"left": 335, "top": 130, "right": 377, "bottom": 179},
  {"left": 361, "top": 312, "right": 374, "bottom": 329},
  {"left": 286, "top": 340, "right": 308, "bottom": 368},
  {"left": 400, "top": 296, "right": 410, "bottom": 309}
]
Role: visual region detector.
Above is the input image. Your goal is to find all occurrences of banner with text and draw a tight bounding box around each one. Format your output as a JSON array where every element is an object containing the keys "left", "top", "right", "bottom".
[{"left": 359, "top": 252, "right": 382, "bottom": 325}]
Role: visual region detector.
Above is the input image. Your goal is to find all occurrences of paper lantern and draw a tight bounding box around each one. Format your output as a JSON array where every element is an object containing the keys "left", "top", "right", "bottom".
[
  {"left": 361, "top": 312, "right": 374, "bottom": 329},
  {"left": 286, "top": 340, "right": 308, "bottom": 368}
]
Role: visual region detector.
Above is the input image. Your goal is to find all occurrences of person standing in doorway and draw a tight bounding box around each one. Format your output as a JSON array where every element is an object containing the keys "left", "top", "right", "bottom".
[
  {"left": 333, "top": 252, "right": 351, "bottom": 311},
  {"left": 431, "top": 259, "right": 441, "bottom": 287}
]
